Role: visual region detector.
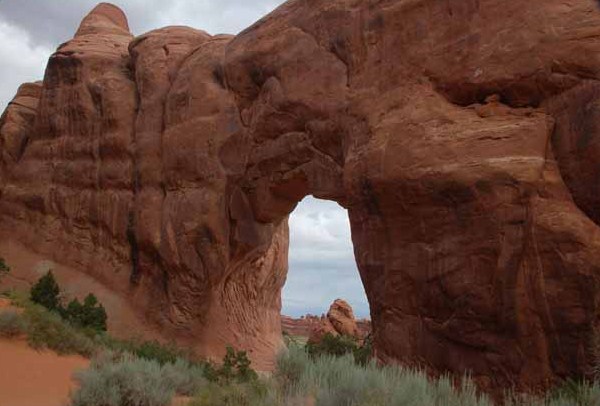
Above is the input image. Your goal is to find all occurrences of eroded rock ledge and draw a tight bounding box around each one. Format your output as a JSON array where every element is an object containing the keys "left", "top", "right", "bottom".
[{"left": 2, "top": 0, "right": 600, "bottom": 391}]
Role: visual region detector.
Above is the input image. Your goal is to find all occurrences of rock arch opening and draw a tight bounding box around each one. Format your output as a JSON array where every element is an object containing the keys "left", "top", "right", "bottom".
[{"left": 282, "top": 196, "right": 370, "bottom": 320}]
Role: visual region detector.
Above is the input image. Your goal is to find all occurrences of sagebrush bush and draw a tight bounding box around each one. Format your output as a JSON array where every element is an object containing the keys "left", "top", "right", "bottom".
[
  {"left": 0, "top": 309, "right": 27, "bottom": 338},
  {"left": 276, "top": 346, "right": 492, "bottom": 406},
  {"left": 162, "top": 358, "right": 207, "bottom": 396},
  {"left": 191, "top": 381, "right": 272, "bottom": 406},
  {"left": 71, "top": 353, "right": 175, "bottom": 406}
]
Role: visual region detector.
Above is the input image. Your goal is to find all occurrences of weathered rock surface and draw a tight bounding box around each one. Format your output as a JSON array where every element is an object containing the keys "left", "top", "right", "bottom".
[
  {"left": 2, "top": 0, "right": 600, "bottom": 390},
  {"left": 0, "top": 82, "right": 42, "bottom": 190}
]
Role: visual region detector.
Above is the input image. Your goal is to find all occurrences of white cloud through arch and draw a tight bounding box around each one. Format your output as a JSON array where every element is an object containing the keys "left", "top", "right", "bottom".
[
  {"left": 0, "top": 0, "right": 370, "bottom": 318},
  {"left": 284, "top": 196, "right": 369, "bottom": 318}
]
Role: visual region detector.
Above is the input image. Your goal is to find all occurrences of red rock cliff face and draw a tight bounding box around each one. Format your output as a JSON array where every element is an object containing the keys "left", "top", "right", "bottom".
[{"left": 2, "top": 0, "right": 600, "bottom": 389}]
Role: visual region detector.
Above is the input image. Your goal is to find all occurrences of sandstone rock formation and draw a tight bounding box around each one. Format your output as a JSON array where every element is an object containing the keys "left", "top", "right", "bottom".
[
  {"left": 2, "top": 0, "right": 600, "bottom": 391},
  {"left": 307, "top": 299, "right": 369, "bottom": 344}
]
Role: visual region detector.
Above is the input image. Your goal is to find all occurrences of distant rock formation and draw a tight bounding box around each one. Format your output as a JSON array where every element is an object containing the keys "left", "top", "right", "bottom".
[
  {"left": 282, "top": 300, "right": 371, "bottom": 341},
  {"left": 307, "top": 299, "right": 370, "bottom": 344},
  {"left": 2, "top": 0, "right": 600, "bottom": 391}
]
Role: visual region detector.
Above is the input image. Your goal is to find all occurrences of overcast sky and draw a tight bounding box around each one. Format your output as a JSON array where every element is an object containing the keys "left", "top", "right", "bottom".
[{"left": 0, "top": 1, "right": 370, "bottom": 318}]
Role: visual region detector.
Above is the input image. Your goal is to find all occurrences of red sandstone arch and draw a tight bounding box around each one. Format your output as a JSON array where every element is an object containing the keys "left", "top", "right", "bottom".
[{"left": 2, "top": 0, "right": 600, "bottom": 392}]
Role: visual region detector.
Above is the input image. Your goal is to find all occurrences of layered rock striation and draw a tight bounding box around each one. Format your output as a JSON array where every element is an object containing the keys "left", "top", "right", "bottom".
[{"left": 2, "top": 0, "right": 600, "bottom": 390}]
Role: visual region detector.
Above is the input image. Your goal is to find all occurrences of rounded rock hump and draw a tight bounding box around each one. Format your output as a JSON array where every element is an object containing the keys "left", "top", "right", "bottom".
[{"left": 75, "top": 2, "right": 130, "bottom": 37}]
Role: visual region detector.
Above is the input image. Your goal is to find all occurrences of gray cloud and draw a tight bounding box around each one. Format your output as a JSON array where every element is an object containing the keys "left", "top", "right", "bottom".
[
  {"left": 0, "top": 1, "right": 370, "bottom": 318},
  {"left": 0, "top": 0, "right": 283, "bottom": 109},
  {"left": 0, "top": 18, "right": 52, "bottom": 113}
]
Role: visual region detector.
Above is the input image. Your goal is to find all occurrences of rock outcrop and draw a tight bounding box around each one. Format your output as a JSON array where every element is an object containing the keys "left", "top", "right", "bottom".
[
  {"left": 307, "top": 299, "right": 369, "bottom": 344},
  {"left": 2, "top": 0, "right": 600, "bottom": 391}
]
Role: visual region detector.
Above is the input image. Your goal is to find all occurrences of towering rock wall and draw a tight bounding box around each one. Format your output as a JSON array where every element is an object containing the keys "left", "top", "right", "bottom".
[{"left": 2, "top": 0, "right": 600, "bottom": 390}]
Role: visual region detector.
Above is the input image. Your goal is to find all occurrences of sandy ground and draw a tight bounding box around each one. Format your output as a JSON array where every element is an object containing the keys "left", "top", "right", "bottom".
[
  {"left": 0, "top": 239, "right": 163, "bottom": 342},
  {"left": 0, "top": 298, "right": 89, "bottom": 406},
  {"left": 0, "top": 338, "right": 89, "bottom": 406}
]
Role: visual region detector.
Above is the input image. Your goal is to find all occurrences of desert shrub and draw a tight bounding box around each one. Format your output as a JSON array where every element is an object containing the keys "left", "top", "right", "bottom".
[
  {"left": 62, "top": 294, "right": 107, "bottom": 333},
  {"left": 276, "top": 346, "right": 492, "bottom": 406},
  {"left": 307, "top": 333, "right": 374, "bottom": 367},
  {"left": 24, "top": 303, "right": 96, "bottom": 357},
  {"left": 307, "top": 333, "right": 358, "bottom": 359},
  {"left": 4, "top": 289, "right": 30, "bottom": 308},
  {"left": 191, "top": 381, "right": 272, "bottom": 406},
  {"left": 71, "top": 353, "right": 175, "bottom": 406},
  {"left": 0, "top": 309, "right": 27, "bottom": 338},
  {"left": 98, "top": 337, "right": 197, "bottom": 366},
  {"left": 204, "top": 346, "right": 258, "bottom": 384},
  {"left": 30, "top": 271, "right": 61, "bottom": 311},
  {"left": 353, "top": 334, "right": 373, "bottom": 366},
  {"left": 161, "top": 358, "right": 207, "bottom": 396},
  {"left": 545, "top": 379, "right": 600, "bottom": 406}
]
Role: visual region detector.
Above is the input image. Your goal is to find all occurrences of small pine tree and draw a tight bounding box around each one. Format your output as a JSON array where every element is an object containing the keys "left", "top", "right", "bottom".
[
  {"left": 62, "top": 294, "right": 107, "bottom": 333},
  {"left": 81, "top": 294, "right": 107, "bottom": 332},
  {"left": 30, "top": 271, "right": 60, "bottom": 311}
]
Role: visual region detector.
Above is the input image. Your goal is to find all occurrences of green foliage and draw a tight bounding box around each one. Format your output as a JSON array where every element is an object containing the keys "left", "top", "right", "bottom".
[
  {"left": 71, "top": 351, "right": 209, "bottom": 406},
  {"left": 161, "top": 358, "right": 207, "bottom": 396},
  {"left": 99, "top": 337, "right": 197, "bottom": 366},
  {"left": 205, "top": 346, "right": 258, "bottom": 385},
  {"left": 307, "top": 333, "right": 373, "bottom": 365},
  {"left": 24, "top": 303, "right": 96, "bottom": 357},
  {"left": 62, "top": 294, "right": 107, "bottom": 333},
  {"left": 70, "top": 353, "right": 175, "bottom": 406},
  {"left": 0, "top": 257, "right": 9, "bottom": 282},
  {"left": 0, "top": 309, "right": 27, "bottom": 338},
  {"left": 307, "top": 333, "right": 359, "bottom": 359},
  {"left": 276, "top": 346, "right": 492, "bottom": 406},
  {"left": 30, "top": 272, "right": 107, "bottom": 333},
  {"left": 30, "top": 271, "right": 61, "bottom": 311},
  {"left": 353, "top": 334, "right": 373, "bottom": 366},
  {"left": 191, "top": 381, "right": 271, "bottom": 406}
]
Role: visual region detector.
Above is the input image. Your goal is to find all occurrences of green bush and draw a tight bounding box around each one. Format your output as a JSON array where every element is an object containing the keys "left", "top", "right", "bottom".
[
  {"left": 62, "top": 294, "right": 107, "bottom": 333},
  {"left": 204, "top": 346, "right": 258, "bottom": 384},
  {"left": 99, "top": 337, "right": 197, "bottom": 366},
  {"left": 191, "top": 381, "right": 271, "bottom": 406},
  {"left": 71, "top": 353, "right": 175, "bottom": 406},
  {"left": 71, "top": 351, "right": 212, "bottom": 406},
  {"left": 307, "top": 333, "right": 358, "bottom": 359},
  {"left": 276, "top": 346, "right": 492, "bottom": 406},
  {"left": 162, "top": 358, "right": 208, "bottom": 396},
  {"left": 307, "top": 333, "right": 374, "bottom": 366},
  {"left": 353, "top": 334, "right": 373, "bottom": 366},
  {"left": 0, "top": 257, "right": 9, "bottom": 282},
  {"left": 30, "top": 272, "right": 108, "bottom": 333},
  {"left": 24, "top": 304, "right": 96, "bottom": 357},
  {"left": 0, "top": 309, "right": 27, "bottom": 338},
  {"left": 30, "top": 271, "right": 61, "bottom": 311}
]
